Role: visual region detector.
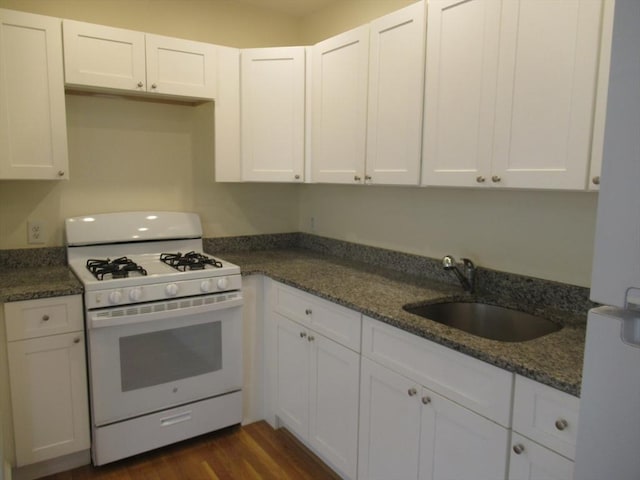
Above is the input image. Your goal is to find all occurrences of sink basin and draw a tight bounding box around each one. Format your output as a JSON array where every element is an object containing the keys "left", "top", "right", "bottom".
[{"left": 402, "top": 302, "right": 561, "bottom": 342}]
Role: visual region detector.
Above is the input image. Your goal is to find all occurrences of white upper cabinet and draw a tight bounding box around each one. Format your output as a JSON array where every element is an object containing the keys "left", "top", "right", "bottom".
[
  {"left": 312, "top": 25, "right": 370, "bottom": 184},
  {"left": 63, "top": 20, "right": 217, "bottom": 100},
  {"left": 241, "top": 47, "right": 306, "bottom": 182},
  {"left": 366, "top": 1, "right": 426, "bottom": 186},
  {"left": 492, "top": 0, "right": 605, "bottom": 190},
  {"left": 421, "top": 0, "right": 501, "bottom": 187},
  {"left": 423, "top": 0, "right": 610, "bottom": 190},
  {"left": 0, "top": 9, "right": 69, "bottom": 180},
  {"left": 312, "top": 3, "right": 426, "bottom": 186}
]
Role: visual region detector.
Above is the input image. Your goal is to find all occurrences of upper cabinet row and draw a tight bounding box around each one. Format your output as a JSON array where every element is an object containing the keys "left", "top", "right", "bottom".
[
  {"left": 217, "top": 0, "right": 614, "bottom": 191},
  {"left": 0, "top": 9, "right": 218, "bottom": 180}
]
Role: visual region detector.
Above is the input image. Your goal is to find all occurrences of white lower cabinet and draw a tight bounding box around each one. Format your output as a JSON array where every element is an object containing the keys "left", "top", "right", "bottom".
[
  {"left": 4, "top": 295, "right": 89, "bottom": 467},
  {"left": 358, "top": 357, "right": 509, "bottom": 480},
  {"left": 509, "top": 432, "right": 574, "bottom": 480},
  {"left": 269, "top": 281, "right": 360, "bottom": 480}
]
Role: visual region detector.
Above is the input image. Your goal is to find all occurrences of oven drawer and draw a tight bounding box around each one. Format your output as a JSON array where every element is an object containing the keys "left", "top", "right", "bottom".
[
  {"left": 5, "top": 295, "right": 83, "bottom": 341},
  {"left": 271, "top": 281, "right": 361, "bottom": 352},
  {"left": 92, "top": 390, "right": 242, "bottom": 465}
]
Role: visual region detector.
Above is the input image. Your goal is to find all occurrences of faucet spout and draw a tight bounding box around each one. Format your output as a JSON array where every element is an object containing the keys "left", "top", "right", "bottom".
[{"left": 442, "top": 255, "right": 476, "bottom": 293}]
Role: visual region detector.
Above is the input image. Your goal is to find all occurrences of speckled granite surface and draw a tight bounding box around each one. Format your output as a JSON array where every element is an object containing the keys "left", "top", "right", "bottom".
[
  {"left": 214, "top": 245, "right": 589, "bottom": 397},
  {"left": 0, "top": 234, "right": 590, "bottom": 396}
]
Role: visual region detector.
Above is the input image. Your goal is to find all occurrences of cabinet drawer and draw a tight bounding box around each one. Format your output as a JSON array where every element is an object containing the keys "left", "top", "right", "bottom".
[
  {"left": 272, "top": 282, "right": 361, "bottom": 352},
  {"left": 5, "top": 295, "right": 83, "bottom": 341},
  {"left": 509, "top": 432, "right": 574, "bottom": 479},
  {"left": 362, "top": 316, "right": 513, "bottom": 426},
  {"left": 513, "top": 375, "right": 580, "bottom": 460}
]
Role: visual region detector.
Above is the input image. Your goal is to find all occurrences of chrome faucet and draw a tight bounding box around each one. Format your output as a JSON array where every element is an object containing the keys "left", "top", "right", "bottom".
[{"left": 442, "top": 255, "right": 476, "bottom": 293}]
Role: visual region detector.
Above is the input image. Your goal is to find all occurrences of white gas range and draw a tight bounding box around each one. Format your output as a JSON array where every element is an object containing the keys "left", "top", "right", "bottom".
[{"left": 65, "top": 211, "right": 243, "bottom": 466}]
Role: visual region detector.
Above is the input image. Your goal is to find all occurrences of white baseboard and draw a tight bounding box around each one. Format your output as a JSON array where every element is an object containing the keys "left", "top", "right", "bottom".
[{"left": 12, "top": 450, "right": 90, "bottom": 480}]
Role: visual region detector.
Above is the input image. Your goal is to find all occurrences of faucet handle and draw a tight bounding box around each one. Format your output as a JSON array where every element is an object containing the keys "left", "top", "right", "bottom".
[
  {"left": 461, "top": 258, "right": 475, "bottom": 269},
  {"left": 442, "top": 255, "right": 456, "bottom": 269}
]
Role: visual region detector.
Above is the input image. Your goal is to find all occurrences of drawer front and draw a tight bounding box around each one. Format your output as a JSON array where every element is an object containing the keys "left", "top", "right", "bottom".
[
  {"left": 513, "top": 375, "right": 580, "bottom": 460},
  {"left": 272, "top": 282, "right": 361, "bottom": 351},
  {"left": 362, "top": 316, "right": 513, "bottom": 426},
  {"left": 509, "top": 432, "right": 574, "bottom": 480},
  {"left": 5, "top": 295, "right": 83, "bottom": 341}
]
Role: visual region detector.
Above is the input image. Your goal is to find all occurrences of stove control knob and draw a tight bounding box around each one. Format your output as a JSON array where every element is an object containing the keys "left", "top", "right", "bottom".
[
  {"left": 217, "top": 277, "right": 229, "bottom": 290},
  {"left": 129, "top": 287, "right": 143, "bottom": 302},
  {"left": 165, "top": 283, "right": 179, "bottom": 297},
  {"left": 109, "top": 290, "right": 123, "bottom": 304},
  {"left": 200, "top": 279, "right": 212, "bottom": 293}
]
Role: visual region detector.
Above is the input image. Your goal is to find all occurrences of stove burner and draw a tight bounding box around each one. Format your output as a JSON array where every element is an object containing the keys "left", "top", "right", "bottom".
[
  {"left": 160, "top": 251, "right": 223, "bottom": 271},
  {"left": 86, "top": 257, "right": 148, "bottom": 281}
]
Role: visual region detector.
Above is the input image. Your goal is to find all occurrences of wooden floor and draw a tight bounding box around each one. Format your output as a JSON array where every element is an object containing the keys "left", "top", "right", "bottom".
[{"left": 42, "top": 422, "right": 342, "bottom": 480}]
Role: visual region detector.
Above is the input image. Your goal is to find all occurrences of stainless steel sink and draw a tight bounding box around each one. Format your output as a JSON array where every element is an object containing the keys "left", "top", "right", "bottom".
[{"left": 402, "top": 302, "right": 561, "bottom": 342}]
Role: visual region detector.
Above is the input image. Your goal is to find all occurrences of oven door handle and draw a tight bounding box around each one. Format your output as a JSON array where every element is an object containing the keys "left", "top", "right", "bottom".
[{"left": 88, "top": 295, "right": 243, "bottom": 330}]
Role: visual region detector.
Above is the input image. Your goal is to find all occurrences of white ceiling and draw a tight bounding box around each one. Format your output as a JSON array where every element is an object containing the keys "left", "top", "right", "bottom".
[{"left": 231, "top": 0, "right": 340, "bottom": 17}]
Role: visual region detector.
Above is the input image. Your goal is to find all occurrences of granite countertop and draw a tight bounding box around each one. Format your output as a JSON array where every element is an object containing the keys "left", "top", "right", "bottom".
[
  {"left": 0, "top": 266, "right": 83, "bottom": 303},
  {"left": 0, "top": 245, "right": 586, "bottom": 397},
  {"left": 217, "top": 248, "right": 586, "bottom": 397}
]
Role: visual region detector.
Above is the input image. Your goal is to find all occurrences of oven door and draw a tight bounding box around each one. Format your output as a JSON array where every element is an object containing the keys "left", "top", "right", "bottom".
[{"left": 86, "top": 292, "right": 242, "bottom": 427}]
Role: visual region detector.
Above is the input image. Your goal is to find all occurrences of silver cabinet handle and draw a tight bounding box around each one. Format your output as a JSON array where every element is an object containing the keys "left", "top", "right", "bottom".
[
  {"left": 307, "top": 335, "right": 315, "bottom": 342},
  {"left": 491, "top": 175, "right": 501, "bottom": 183},
  {"left": 365, "top": 175, "right": 372, "bottom": 181},
  {"left": 421, "top": 396, "right": 431, "bottom": 405},
  {"left": 42, "top": 315, "right": 50, "bottom": 321},
  {"left": 57, "top": 170, "right": 65, "bottom": 177},
  {"left": 294, "top": 174, "right": 300, "bottom": 180},
  {"left": 305, "top": 308, "right": 312, "bottom": 315},
  {"left": 408, "top": 387, "right": 417, "bottom": 397},
  {"left": 555, "top": 419, "right": 569, "bottom": 431},
  {"left": 354, "top": 175, "right": 361, "bottom": 182},
  {"left": 592, "top": 176, "right": 600, "bottom": 185},
  {"left": 476, "top": 176, "right": 486, "bottom": 183},
  {"left": 137, "top": 81, "right": 144, "bottom": 88},
  {"left": 513, "top": 444, "right": 525, "bottom": 455},
  {"left": 73, "top": 337, "right": 81, "bottom": 344},
  {"left": 151, "top": 83, "right": 158, "bottom": 90},
  {"left": 299, "top": 331, "right": 307, "bottom": 338}
]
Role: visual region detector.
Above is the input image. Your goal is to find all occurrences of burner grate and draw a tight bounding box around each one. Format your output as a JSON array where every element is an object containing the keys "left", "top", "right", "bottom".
[
  {"left": 86, "top": 257, "right": 148, "bottom": 280},
  {"left": 160, "top": 251, "right": 223, "bottom": 272}
]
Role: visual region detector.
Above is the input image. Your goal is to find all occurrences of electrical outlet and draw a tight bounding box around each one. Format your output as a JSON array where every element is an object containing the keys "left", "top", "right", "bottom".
[{"left": 27, "top": 220, "right": 46, "bottom": 244}]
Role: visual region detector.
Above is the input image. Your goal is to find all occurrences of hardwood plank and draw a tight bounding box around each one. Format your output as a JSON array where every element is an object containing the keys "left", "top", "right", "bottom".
[{"left": 41, "top": 422, "right": 342, "bottom": 480}]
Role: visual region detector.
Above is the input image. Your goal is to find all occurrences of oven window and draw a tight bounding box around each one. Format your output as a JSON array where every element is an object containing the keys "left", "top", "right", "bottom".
[{"left": 119, "top": 322, "right": 222, "bottom": 392}]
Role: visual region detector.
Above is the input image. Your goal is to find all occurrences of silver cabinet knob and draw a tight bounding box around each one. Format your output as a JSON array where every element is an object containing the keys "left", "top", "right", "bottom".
[
  {"left": 491, "top": 175, "right": 501, "bottom": 183},
  {"left": 57, "top": 170, "right": 65, "bottom": 177},
  {"left": 354, "top": 175, "right": 361, "bottom": 182},
  {"left": 365, "top": 175, "right": 372, "bottom": 181},
  {"left": 73, "top": 337, "right": 81, "bottom": 344},
  {"left": 476, "top": 176, "right": 486, "bottom": 183},
  {"left": 592, "top": 176, "right": 600, "bottom": 185},
  {"left": 513, "top": 444, "right": 525, "bottom": 455},
  {"left": 151, "top": 83, "right": 158, "bottom": 90},
  {"left": 408, "top": 387, "right": 417, "bottom": 397},
  {"left": 305, "top": 308, "right": 312, "bottom": 315},
  {"left": 421, "top": 396, "right": 431, "bottom": 405},
  {"left": 42, "top": 315, "right": 50, "bottom": 322},
  {"left": 299, "top": 331, "right": 307, "bottom": 338},
  {"left": 137, "top": 81, "right": 144, "bottom": 88},
  {"left": 307, "top": 335, "right": 315, "bottom": 342},
  {"left": 294, "top": 174, "right": 300, "bottom": 180},
  {"left": 555, "top": 419, "right": 569, "bottom": 431}
]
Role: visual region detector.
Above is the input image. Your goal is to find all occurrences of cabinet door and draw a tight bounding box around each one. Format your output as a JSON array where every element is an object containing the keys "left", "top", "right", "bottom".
[
  {"left": 7, "top": 332, "right": 90, "bottom": 466},
  {"left": 492, "top": 0, "right": 604, "bottom": 189},
  {"left": 63, "top": 20, "right": 146, "bottom": 92},
  {"left": 421, "top": 0, "right": 500, "bottom": 187},
  {"left": 146, "top": 34, "right": 217, "bottom": 99},
  {"left": 275, "top": 314, "right": 309, "bottom": 439},
  {"left": 0, "top": 9, "right": 68, "bottom": 180},
  {"left": 309, "top": 334, "right": 359, "bottom": 479},
  {"left": 358, "top": 357, "right": 421, "bottom": 480},
  {"left": 366, "top": 1, "right": 425, "bottom": 185},
  {"left": 312, "top": 25, "right": 369, "bottom": 184},
  {"left": 419, "top": 388, "right": 509, "bottom": 480},
  {"left": 509, "top": 433, "right": 574, "bottom": 480},
  {"left": 241, "top": 47, "right": 305, "bottom": 182}
]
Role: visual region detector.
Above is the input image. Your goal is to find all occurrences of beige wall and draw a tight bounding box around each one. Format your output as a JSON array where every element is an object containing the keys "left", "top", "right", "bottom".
[{"left": 0, "top": 0, "right": 599, "bottom": 286}]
